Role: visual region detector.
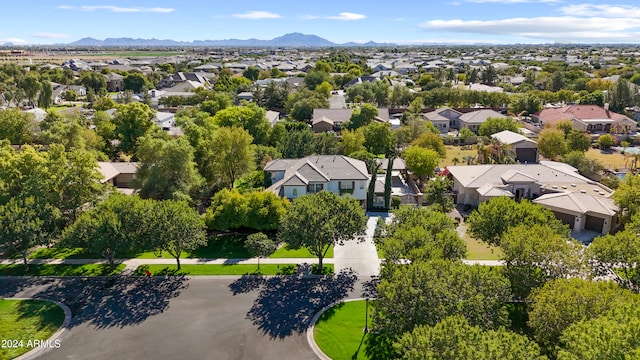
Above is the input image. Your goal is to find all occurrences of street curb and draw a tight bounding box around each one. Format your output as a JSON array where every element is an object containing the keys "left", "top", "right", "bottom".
[
  {"left": 4, "top": 297, "right": 72, "bottom": 360},
  {"left": 306, "top": 297, "right": 369, "bottom": 360}
]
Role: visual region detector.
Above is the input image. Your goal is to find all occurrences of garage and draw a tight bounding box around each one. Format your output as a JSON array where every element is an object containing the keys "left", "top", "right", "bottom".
[
  {"left": 585, "top": 215, "right": 605, "bottom": 233},
  {"left": 552, "top": 211, "right": 575, "bottom": 229},
  {"left": 515, "top": 148, "right": 538, "bottom": 164}
]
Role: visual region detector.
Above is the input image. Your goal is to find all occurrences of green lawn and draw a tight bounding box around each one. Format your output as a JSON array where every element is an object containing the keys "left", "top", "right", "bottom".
[
  {"left": 269, "top": 244, "right": 333, "bottom": 258},
  {"left": 314, "top": 300, "right": 373, "bottom": 360},
  {"left": 462, "top": 229, "right": 503, "bottom": 261},
  {"left": 440, "top": 145, "right": 478, "bottom": 167},
  {"left": 0, "top": 264, "right": 124, "bottom": 276},
  {"left": 0, "top": 299, "right": 65, "bottom": 360},
  {"left": 27, "top": 247, "right": 100, "bottom": 260},
  {"left": 585, "top": 148, "right": 628, "bottom": 170},
  {"left": 140, "top": 264, "right": 334, "bottom": 276},
  {"left": 135, "top": 236, "right": 251, "bottom": 259}
]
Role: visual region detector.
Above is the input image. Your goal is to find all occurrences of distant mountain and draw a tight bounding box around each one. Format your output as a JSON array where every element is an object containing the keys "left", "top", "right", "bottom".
[{"left": 67, "top": 33, "right": 396, "bottom": 47}]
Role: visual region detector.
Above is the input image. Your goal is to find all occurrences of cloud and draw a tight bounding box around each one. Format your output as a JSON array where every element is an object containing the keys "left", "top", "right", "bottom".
[
  {"left": 231, "top": 11, "right": 281, "bottom": 19},
  {"left": 560, "top": 4, "right": 640, "bottom": 18},
  {"left": 33, "top": 32, "right": 70, "bottom": 39},
  {"left": 325, "top": 12, "right": 366, "bottom": 21},
  {"left": 466, "top": 0, "right": 560, "bottom": 3},
  {"left": 0, "top": 38, "right": 28, "bottom": 45},
  {"left": 58, "top": 5, "right": 175, "bottom": 13},
  {"left": 420, "top": 15, "right": 640, "bottom": 42},
  {"left": 298, "top": 14, "right": 320, "bottom": 20}
]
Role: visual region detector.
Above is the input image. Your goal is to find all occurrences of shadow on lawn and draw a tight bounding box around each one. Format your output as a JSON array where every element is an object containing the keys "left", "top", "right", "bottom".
[
  {"left": 20, "top": 275, "right": 189, "bottom": 330},
  {"left": 229, "top": 269, "right": 358, "bottom": 339}
]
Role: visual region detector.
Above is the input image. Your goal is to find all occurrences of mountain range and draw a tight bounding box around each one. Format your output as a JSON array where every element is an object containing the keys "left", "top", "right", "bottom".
[{"left": 67, "top": 33, "right": 396, "bottom": 47}]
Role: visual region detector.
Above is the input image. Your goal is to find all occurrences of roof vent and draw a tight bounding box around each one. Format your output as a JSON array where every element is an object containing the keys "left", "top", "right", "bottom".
[
  {"left": 571, "top": 183, "right": 576, "bottom": 187},
  {"left": 581, "top": 189, "right": 587, "bottom": 193},
  {"left": 552, "top": 185, "right": 557, "bottom": 189},
  {"left": 599, "top": 192, "right": 605, "bottom": 196},
  {"left": 561, "top": 185, "right": 567, "bottom": 189},
  {"left": 593, "top": 188, "right": 599, "bottom": 192}
]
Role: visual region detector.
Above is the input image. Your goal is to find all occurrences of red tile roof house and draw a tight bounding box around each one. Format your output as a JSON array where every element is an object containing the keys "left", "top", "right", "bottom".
[{"left": 532, "top": 105, "right": 637, "bottom": 134}]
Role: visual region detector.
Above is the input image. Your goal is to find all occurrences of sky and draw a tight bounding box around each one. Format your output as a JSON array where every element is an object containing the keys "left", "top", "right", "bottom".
[{"left": 3, "top": 1, "right": 640, "bottom": 45}]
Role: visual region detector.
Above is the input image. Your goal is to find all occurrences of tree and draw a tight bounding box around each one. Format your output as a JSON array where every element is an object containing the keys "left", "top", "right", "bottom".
[
  {"left": 278, "top": 191, "right": 366, "bottom": 270},
  {"left": 63, "top": 194, "right": 146, "bottom": 270},
  {"left": 0, "top": 197, "right": 49, "bottom": 266},
  {"left": 135, "top": 137, "right": 203, "bottom": 201},
  {"left": 379, "top": 207, "right": 466, "bottom": 264},
  {"left": 37, "top": 80, "right": 52, "bottom": 109},
  {"left": 612, "top": 174, "right": 640, "bottom": 223},
  {"left": 150, "top": 200, "right": 207, "bottom": 270},
  {"left": 304, "top": 69, "right": 331, "bottom": 90},
  {"left": 394, "top": 315, "right": 545, "bottom": 360},
  {"left": 204, "top": 188, "right": 248, "bottom": 231},
  {"left": 362, "top": 122, "right": 395, "bottom": 156},
  {"left": 607, "top": 78, "right": 639, "bottom": 113},
  {"left": 340, "top": 128, "right": 366, "bottom": 155},
  {"left": 562, "top": 151, "right": 603, "bottom": 179},
  {"left": 598, "top": 134, "right": 615, "bottom": 150},
  {"left": 566, "top": 130, "right": 591, "bottom": 152},
  {"left": 212, "top": 127, "right": 255, "bottom": 188},
  {"left": 501, "top": 224, "right": 586, "bottom": 299},
  {"left": 315, "top": 81, "right": 333, "bottom": 99},
  {"left": 424, "top": 176, "right": 454, "bottom": 212},
  {"left": 557, "top": 300, "right": 640, "bottom": 360},
  {"left": 477, "top": 117, "right": 520, "bottom": 137},
  {"left": 21, "top": 72, "right": 41, "bottom": 106},
  {"left": 123, "top": 72, "right": 151, "bottom": 93},
  {"left": 537, "top": 128, "right": 567, "bottom": 160},
  {"left": 374, "top": 260, "right": 511, "bottom": 336},
  {"left": 199, "top": 92, "right": 232, "bottom": 116},
  {"left": 213, "top": 103, "right": 270, "bottom": 145},
  {"left": 245, "top": 232, "right": 276, "bottom": 269},
  {"left": 243, "top": 66, "right": 260, "bottom": 81},
  {"left": 0, "top": 109, "right": 37, "bottom": 144},
  {"left": 481, "top": 65, "right": 498, "bottom": 86},
  {"left": 404, "top": 146, "right": 439, "bottom": 186},
  {"left": 111, "top": 102, "right": 156, "bottom": 155},
  {"left": 589, "top": 228, "right": 640, "bottom": 291},
  {"left": 508, "top": 93, "right": 542, "bottom": 115},
  {"left": 467, "top": 197, "right": 569, "bottom": 246},
  {"left": 277, "top": 126, "right": 314, "bottom": 158},
  {"left": 347, "top": 103, "right": 378, "bottom": 129},
  {"left": 79, "top": 71, "right": 107, "bottom": 94},
  {"left": 527, "top": 278, "right": 634, "bottom": 352},
  {"left": 313, "top": 132, "right": 340, "bottom": 155},
  {"left": 411, "top": 132, "right": 446, "bottom": 158}
]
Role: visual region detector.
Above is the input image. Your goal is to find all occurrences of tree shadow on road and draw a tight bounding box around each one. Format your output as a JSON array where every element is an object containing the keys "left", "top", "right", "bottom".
[
  {"left": 0, "top": 277, "right": 52, "bottom": 298},
  {"left": 25, "top": 276, "right": 189, "bottom": 329},
  {"left": 229, "top": 270, "right": 358, "bottom": 339}
]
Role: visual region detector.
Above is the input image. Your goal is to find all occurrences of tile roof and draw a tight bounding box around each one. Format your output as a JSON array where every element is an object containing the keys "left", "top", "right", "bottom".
[
  {"left": 535, "top": 105, "right": 629, "bottom": 124},
  {"left": 533, "top": 192, "right": 618, "bottom": 217},
  {"left": 491, "top": 130, "right": 536, "bottom": 145},
  {"left": 458, "top": 109, "right": 506, "bottom": 124}
]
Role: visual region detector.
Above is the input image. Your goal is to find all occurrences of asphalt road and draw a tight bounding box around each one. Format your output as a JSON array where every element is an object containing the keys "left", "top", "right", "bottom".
[{"left": 2, "top": 273, "right": 373, "bottom": 360}]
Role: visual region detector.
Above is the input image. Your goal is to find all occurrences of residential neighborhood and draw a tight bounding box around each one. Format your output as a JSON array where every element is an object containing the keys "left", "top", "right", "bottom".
[{"left": 4, "top": 8, "right": 640, "bottom": 359}]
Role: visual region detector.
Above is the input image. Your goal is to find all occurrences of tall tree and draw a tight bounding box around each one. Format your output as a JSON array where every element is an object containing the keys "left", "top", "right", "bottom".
[
  {"left": 537, "top": 128, "right": 567, "bottom": 160},
  {"left": 374, "top": 260, "right": 511, "bottom": 336},
  {"left": 134, "top": 137, "right": 203, "bottom": 201},
  {"left": 404, "top": 146, "right": 439, "bottom": 187},
  {"left": 394, "top": 315, "right": 545, "bottom": 360},
  {"left": 612, "top": 174, "right": 640, "bottom": 223},
  {"left": 211, "top": 127, "right": 255, "bottom": 188},
  {"left": 150, "top": 200, "right": 207, "bottom": 270},
  {"left": 278, "top": 191, "right": 367, "bottom": 270},
  {"left": 424, "top": 176, "right": 454, "bottom": 212},
  {"left": 0, "top": 197, "right": 49, "bottom": 267},
  {"left": 477, "top": 117, "right": 520, "bottom": 137},
  {"left": 111, "top": 102, "right": 156, "bottom": 155},
  {"left": 213, "top": 103, "right": 270, "bottom": 145},
  {"left": 37, "top": 79, "right": 52, "bottom": 109},
  {"left": 467, "top": 197, "right": 569, "bottom": 246},
  {"left": 362, "top": 122, "right": 395, "bottom": 156},
  {"left": 0, "top": 109, "right": 37, "bottom": 144},
  {"left": 501, "top": 224, "right": 587, "bottom": 299}
]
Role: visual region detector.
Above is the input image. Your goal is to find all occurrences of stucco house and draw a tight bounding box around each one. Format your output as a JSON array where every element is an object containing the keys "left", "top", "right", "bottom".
[
  {"left": 311, "top": 108, "right": 391, "bottom": 132},
  {"left": 458, "top": 109, "right": 506, "bottom": 133},
  {"left": 448, "top": 161, "right": 617, "bottom": 234},
  {"left": 264, "top": 155, "right": 369, "bottom": 207},
  {"left": 98, "top": 162, "right": 138, "bottom": 194},
  {"left": 490, "top": 130, "right": 538, "bottom": 163},
  {"left": 533, "top": 105, "right": 637, "bottom": 134},
  {"left": 423, "top": 107, "right": 462, "bottom": 133},
  {"left": 105, "top": 73, "right": 124, "bottom": 92}
]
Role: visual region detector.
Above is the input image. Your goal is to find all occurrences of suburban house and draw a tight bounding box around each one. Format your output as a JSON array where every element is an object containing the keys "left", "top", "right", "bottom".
[
  {"left": 423, "top": 108, "right": 506, "bottom": 134},
  {"left": 311, "top": 108, "right": 390, "bottom": 132},
  {"left": 423, "top": 107, "right": 462, "bottom": 133},
  {"left": 157, "top": 72, "right": 211, "bottom": 90},
  {"left": 105, "top": 73, "right": 124, "bottom": 92},
  {"left": 458, "top": 109, "right": 506, "bottom": 133},
  {"left": 264, "top": 155, "right": 369, "bottom": 207},
  {"left": 490, "top": 130, "right": 538, "bottom": 163},
  {"left": 98, "top": 162, "right": 138, "bottom": 194},
  {"left": 448, "top": 161, "right": 618, "bottom": 234},
  {"left": 533, "top": 105, "right": 637, "bottom": 134}
]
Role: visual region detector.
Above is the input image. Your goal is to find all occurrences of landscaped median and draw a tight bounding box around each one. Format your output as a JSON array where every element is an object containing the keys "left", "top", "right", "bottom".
[
  {"left": 0, "top": 299, "right": 66, "bottom": 359},
  {"left": 0, "top": 264, "right": 125, "bottom": 276}
]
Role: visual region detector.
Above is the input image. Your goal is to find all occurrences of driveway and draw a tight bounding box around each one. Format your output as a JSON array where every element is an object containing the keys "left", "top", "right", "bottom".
[{"left": 1, "top": 274, "right": 368, "bottom": 360}]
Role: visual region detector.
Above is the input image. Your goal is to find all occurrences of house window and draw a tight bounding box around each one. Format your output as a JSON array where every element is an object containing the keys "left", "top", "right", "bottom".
[
  {"left": 307, "top": 183, "right": 324, "bottom": 193},
  {"left": 292, "top": 188, "right": 298, "bottom": 196},
  {"left": 360, "top": 181, "right": 365, "bottom": 189},
  {"left": 339, "top": 181, "right": 355, "bottom": 195}
]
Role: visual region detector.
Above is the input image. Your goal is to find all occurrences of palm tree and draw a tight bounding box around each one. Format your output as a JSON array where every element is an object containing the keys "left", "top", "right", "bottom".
[
  {"left": 452, "top": 157, "right": 460, "bottom": 166},
  {"left": 462, "top": 155, "right": 477, "bottom": 165}
]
